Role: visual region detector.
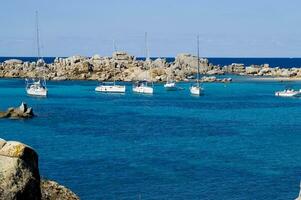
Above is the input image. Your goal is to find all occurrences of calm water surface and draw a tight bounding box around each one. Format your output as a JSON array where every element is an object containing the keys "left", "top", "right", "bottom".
[{"left": 0, "top": 77, "right": 301, "bottom": 199}]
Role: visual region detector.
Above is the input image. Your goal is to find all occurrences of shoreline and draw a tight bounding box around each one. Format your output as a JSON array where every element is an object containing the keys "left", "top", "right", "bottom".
[
  {"left": 1, "top": 52, "right": 301, "bottom": 83},
  {"left": 250, "top": 76, "right": 301, "bottom": 81}
]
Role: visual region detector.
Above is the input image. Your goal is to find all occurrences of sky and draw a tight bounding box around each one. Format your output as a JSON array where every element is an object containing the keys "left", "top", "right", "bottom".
[{"left": 1, "top": 0, "right": 301, "bottom": 57}]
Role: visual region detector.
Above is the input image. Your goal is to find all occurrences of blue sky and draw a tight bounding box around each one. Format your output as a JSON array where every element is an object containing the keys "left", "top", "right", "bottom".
[{"left": 1, "top": 0, "right": 300, "bottom": 57}]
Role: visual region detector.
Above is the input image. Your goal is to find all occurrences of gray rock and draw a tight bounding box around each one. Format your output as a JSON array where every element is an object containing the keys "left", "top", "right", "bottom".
[
  {"left": 0, "top": 102, "right": 34, "bottom": 119},
  {"left": 245, "top": 66, "right": 260, "bottom": 75},
  {"left": 0, "top": 140, "right": 41, "bottom": 200},
  {"left": 0, "top": 138, "right": 80, "bottom": 200},
  {"left": 41, "top": 180, "right": 79, "bottom": 200}
]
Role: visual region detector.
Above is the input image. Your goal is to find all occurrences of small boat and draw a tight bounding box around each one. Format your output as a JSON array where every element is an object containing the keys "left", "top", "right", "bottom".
[
  {"left": 95, "top": 40, "right": 126, "bottom": 93},
  {"left": 133, "top": 32, "right": 154, "bottom": 94},
  {"left": 190, "top": 83, "right": 202, "bottom": 95},
  {"left": 190, "top": 35, "right": 203, "bottom": 96},
  {"left": 95, "top": 82, "right": 126, "bottom": 93},
  {"left": 26, "top": 78, "right": 47, "bottom": 97},
  {"left": 275, "top": 89, "right": 301, "bottom": 97},
  {"left": 133, "top": 81, "right": 153, "bottom": 94},
  {"left": 25, "top": 12, "right": 48, "bottom": 97},
  {"left": 164, "top": 81, "right": 177, "bottom": 91}
]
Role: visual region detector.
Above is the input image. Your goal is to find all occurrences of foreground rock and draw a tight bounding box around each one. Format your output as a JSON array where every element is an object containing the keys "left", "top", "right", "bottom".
[
  {"left": 0, "top": 139, "right": 79, "bottom": 200},
  {"left": 41, "top": 180, "right": 79, "bottom": 200},
  {"left": 0, "top": 102, "right": 34, "bottom": 119},
  {"left": 0, "top": 139, "right": 41, "bottom": 199}
]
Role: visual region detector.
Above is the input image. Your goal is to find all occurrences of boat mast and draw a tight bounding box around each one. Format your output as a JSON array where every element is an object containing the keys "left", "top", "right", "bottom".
[
  {"left": 197, "top": 35, "right": 200, "bottom": 86},
  {"left": 145, "top": 32, "right": 152, "bottom": 84},
  {"left": 145, "top": 32, "right": 149, "bottom": 61},
  {"left": 35, "top": 11, "right": 41, "bottom": 60},
  {"left": 113, "top": 40, "right": 117, "bottom": 85}
]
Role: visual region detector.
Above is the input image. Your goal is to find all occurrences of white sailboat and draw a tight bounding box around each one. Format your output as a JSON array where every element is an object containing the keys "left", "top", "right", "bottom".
[
  {"left": 26, "top": 78, "right": 47, "bottom": 96},
  {"left": 190, "top": 35, "right": 203, "bottom": 96},
  {"left": 95, "top": 40, "right": 126, "bottom": 93},
  {"left": 133, "top": 32, "right": 154, "bottom": 94},
  {"left": 164, "top": 78, "right": 177, "bottom": 91},
  {"left": 26, "top": 11, "right": 48, "bottom": 97}
]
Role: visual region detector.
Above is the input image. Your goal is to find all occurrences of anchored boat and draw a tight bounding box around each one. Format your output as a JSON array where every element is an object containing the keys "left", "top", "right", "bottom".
[
  {"left": 132, "top": 32, "right": 154, "bottom": 94},
  {"left": 26, "top": 11, "right": 48, "bottom": 97},
  {"left": 190, "top": 35, "right": 203, "bottom": 96},
  {"left": 275, "top": 89, "right": 301, "bottom": 97},
  {"left": 26, "top": 78, "right": 47, "bottom": 97},
  {"left": 133, "top": 81, "right": 153, "bottom": 94},
  {"left": 95, "top": 82, "right": 126, "bottom": 93}
]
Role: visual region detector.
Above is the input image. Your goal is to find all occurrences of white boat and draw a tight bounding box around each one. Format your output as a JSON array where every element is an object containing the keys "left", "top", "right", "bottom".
[
  {"left": 25, "top": 12, "right": 48, "bottom": 97},
  {"left": 133, "top": 32, "right": 154, "bottom": 94},
  {"left": 95, "top": 82, "right": 126, "bottom": 93},
  {"left": 190, "top": 35, "right": 203, "bottom": 96},
  {"left": 26, "top": 79, "right": 47, "bottom": 97},
  {"left": 190, "top": 84, "right": 202, "bottom": 95},
  {"left": 275, "top": 89, "right": 301, "bottom": 97},
  {"left": 95, "top": 41, "right": 126, "bottom": 93},
  {"left": 133, "top": 81, "right": 153, "bottom": 94},
  {"left": 164, "top": 81, "right": 177, "bottom": 91}
]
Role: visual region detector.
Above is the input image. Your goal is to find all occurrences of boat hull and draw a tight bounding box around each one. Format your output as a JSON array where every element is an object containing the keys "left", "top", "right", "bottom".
[
  {"left": 275, "top": 91, "right": 301, "bottom": 97},
  {"left": 133, "top": 86, "right": 153, "bottom": 94},
  {"left": 95, "top": 85, "right": 126, "bottom": 93},
  {"left": 26, "top": 88, "right": 47, "bottom": 97},
  {"left": 164, "top": 83, "right": 177, "bottom": 91},
  {"left": 190, "top": 86, "right": 202, "bottom": 95}
]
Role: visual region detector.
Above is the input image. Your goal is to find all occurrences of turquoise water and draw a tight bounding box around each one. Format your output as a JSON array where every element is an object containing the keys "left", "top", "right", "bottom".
[{"left": 1, "top": 77, "right": 301, "bottom": 199}]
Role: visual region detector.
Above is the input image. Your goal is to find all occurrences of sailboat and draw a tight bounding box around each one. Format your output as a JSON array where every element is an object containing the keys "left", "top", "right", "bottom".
[
  {"left": 164, "top": 76, "right": 177, "bottom": 91},
  {"left": 95, "top": 40, "right": 126, "bottom": 93},
  {"left": 133, "top": 32, "right": 154, "bottom": 94},
  {"left": 190, "top": 35, "right": 203, "bottom": 96},
  {"left": 26, "top": 11, "right": 48, "bottom": 97}
]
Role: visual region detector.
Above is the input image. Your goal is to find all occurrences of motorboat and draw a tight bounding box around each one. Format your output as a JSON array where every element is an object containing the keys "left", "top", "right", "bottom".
[
  {"left": 275, "top": 89, "right": 301, "bottom": 97},
  {"left": 95, "top": 82, "right": 126, "bottom": 93}
]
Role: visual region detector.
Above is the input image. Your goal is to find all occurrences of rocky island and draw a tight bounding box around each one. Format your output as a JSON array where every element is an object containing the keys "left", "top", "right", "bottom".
[
  {"left": 0, "top": 138, "right": 79, "bottom": 200},
  {"left": 1, "top": 52, "right": 300, "bottom": 83},
  {"left": 0, "top": 102, "right": 34, "bottom": 119}
]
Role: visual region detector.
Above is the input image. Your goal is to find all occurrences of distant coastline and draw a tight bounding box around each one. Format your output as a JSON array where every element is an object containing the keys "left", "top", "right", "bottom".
[
  {"left": 1, "top": 52, "right": 301, "bottom": 82},
  {"left": 1, "top": 56, "right": 301, "bottom": 68}
]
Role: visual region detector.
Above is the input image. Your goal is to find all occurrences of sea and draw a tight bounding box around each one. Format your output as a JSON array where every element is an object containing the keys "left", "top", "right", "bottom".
[
  {"left": 1, "top": 58, "right": 301, "bottom": 199},
  {"left": 1, "top": 57, "right": 301, "bottom": 68}
]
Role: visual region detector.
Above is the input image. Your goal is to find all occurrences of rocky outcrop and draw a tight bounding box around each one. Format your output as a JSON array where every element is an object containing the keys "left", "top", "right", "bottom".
[
  {"left": 0, "top": 102, "right": 34, "bottom": 119},
  {"left": 41, "top": 180, "right": 79, "bottom": 200},
  {"left": 0, "top": 139, "right": 41, "bottom": 200},
  {"left": 2, "top": 52, "right": 301, "bottom": 82},
  {"left": 0, "top": 138, "right": 79, "bottom": 200},
  {"left": 200, "top": 76, "right": 232, "bottom": 83}
]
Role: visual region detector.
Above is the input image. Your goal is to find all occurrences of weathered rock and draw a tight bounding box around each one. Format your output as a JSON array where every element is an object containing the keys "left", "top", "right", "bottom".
[
  {"left": 200, "top": 76, "right": 232, "bottom": 83},
  {"left": 0, "top": 140, "right": 41, "bottom": 200},
  {"left": 206, "top": 69, "right": 224, "bottom": 75},
  {"left": 246, "top": 66, "right": 261, "bottom": 75},
  {"left": 175, "top": 53, "right": 209, "bottom": 72},
  {"left": 41, "top": 180, "right": 79, "bottom": 200},
  {"left": 0, "top": 138, "right": 80, "bottom": 200},
  {"left": 0, "top": 102, "right": 34, "bottom": 119}
]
